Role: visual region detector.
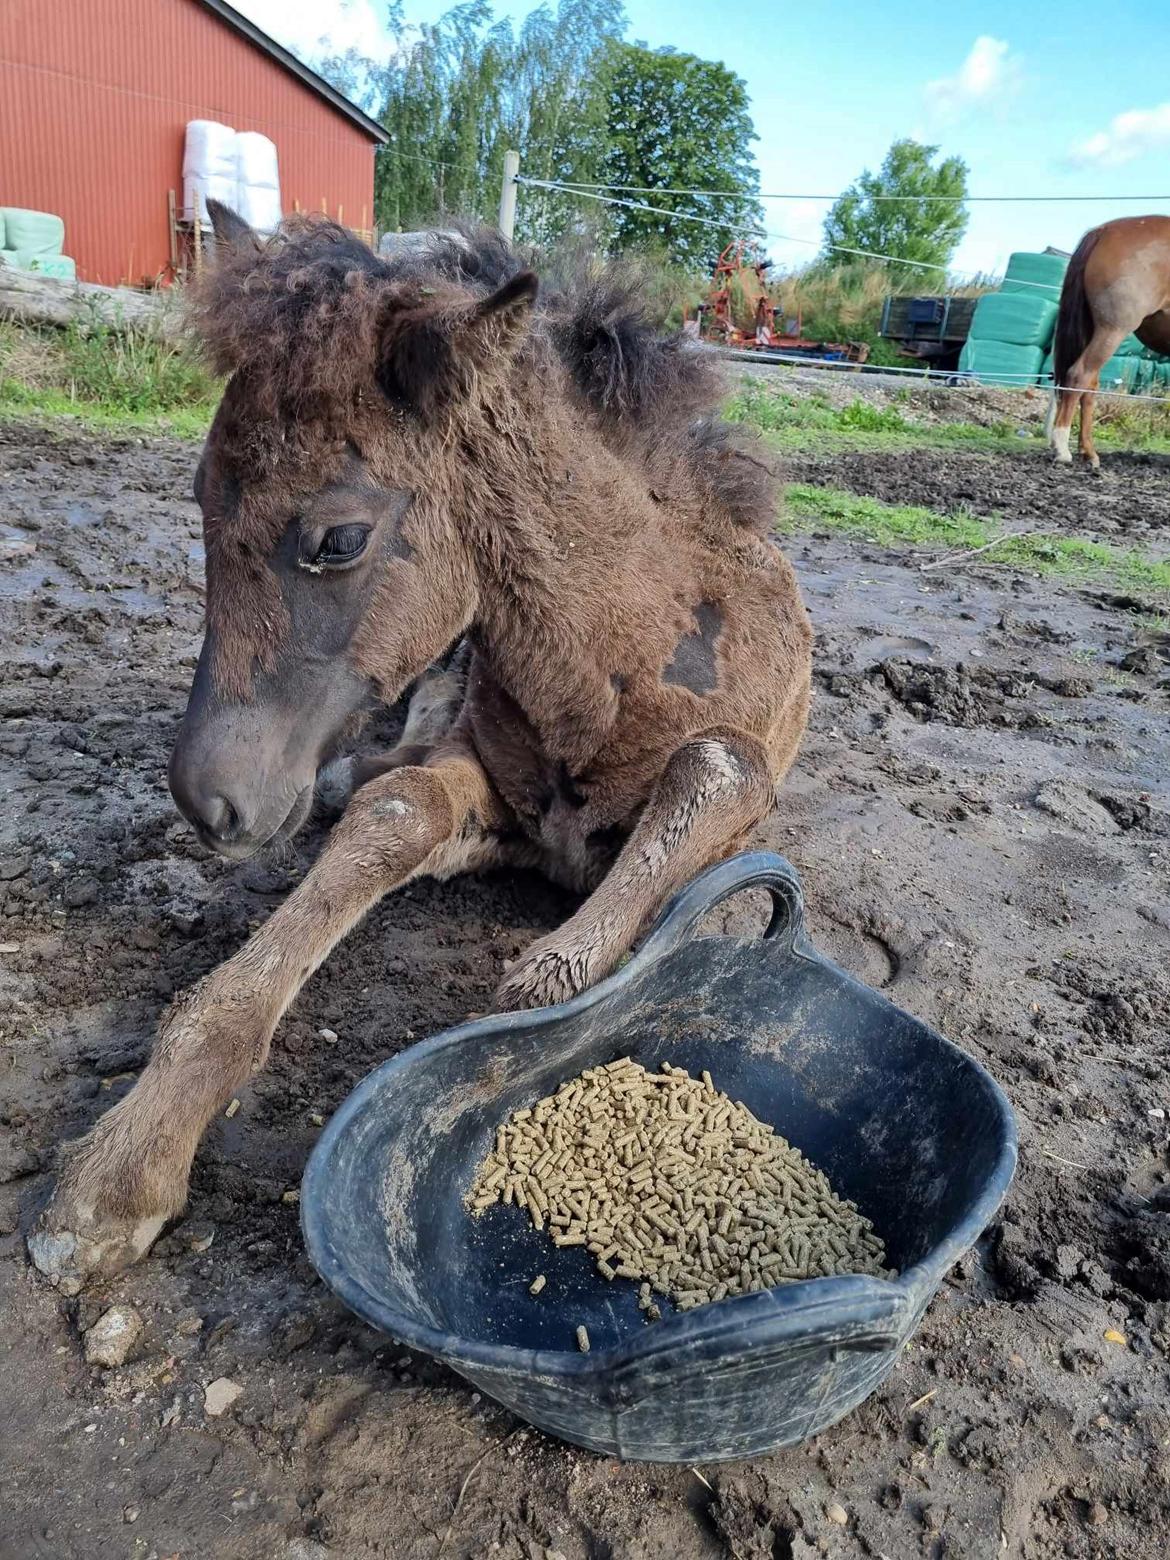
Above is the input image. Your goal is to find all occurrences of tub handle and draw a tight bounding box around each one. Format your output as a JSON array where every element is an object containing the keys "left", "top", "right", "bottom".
[{"left": 636, "top": 851, "right": 806, "bottom": 965}]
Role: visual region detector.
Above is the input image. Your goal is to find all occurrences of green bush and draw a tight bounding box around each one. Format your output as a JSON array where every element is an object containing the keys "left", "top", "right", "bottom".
[{"left": 57, "top": 310, "right": 216, "bottom": 414}]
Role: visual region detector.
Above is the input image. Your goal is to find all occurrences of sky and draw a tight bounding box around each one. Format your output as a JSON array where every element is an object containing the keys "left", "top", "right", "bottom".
[{"left": 234, "top": 0, "right": 1170, "bottom": 277}]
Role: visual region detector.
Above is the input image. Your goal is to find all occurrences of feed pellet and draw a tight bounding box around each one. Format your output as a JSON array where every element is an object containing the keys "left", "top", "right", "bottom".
[{"left": 468, "top": 1057, "right": 891, "bottom": 1316}]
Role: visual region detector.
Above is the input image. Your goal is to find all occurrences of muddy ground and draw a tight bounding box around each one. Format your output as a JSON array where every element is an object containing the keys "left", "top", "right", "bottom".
[{"left": 1, "top": 415, "right": 1169, "bottom": 1560}]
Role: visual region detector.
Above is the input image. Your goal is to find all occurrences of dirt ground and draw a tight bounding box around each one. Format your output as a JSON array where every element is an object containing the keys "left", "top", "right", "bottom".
[{"left": 2, "top": 413, "right": 1169, "bottom": 1560}]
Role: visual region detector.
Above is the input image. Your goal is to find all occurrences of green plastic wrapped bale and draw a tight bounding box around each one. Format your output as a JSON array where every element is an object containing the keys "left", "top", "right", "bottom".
[
  {"left": 1098, "top": 355, "right": 1142, "bottom": 391},
  {"left": 958, "top": 338, "right": 1045, "bottom": 386},
  {"left": 19, "top": 253, "right": 76, "bottom": 281},
  {"left": 968, "top": 290, "right": 1058, "bottom": 347},
  {"left": 0, "top": 208, "right": 65, "bottom": 257},
  {"left": 970, "top": 290, "right": 1058, "bottom": 346},
  {"left": 999, "top": 251, "right": 1068, "bottom": 300}
]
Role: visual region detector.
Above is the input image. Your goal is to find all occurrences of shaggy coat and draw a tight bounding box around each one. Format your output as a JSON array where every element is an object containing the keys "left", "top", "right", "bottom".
[{"left": 30, "top": 211, "right": 813, "bottom": 1286}]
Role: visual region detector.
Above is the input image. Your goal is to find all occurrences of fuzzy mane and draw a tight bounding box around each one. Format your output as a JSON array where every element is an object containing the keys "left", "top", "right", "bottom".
[{"left": 190, "top": 216, "right": 774, "bottom": 531}]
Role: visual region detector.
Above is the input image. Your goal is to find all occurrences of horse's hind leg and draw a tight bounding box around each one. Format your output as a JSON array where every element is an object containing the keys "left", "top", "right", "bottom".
[
  {"left": 494, "top": 726, "right": 775, "bottom": 1012},
  {"left": 30, "top": 749, "right": 506, "bottom": 1287},
  {"left": 1055, "top": 324, "right": 1128, "bottom": 468},
  {"left": 1049, "top": 386, "right": 1079, "bottom": 464},
  {"left": 1078, "top": 383, "right": 1100, "bottom": 468}
]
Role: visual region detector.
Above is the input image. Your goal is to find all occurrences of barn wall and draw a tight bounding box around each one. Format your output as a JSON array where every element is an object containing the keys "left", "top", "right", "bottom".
[{"left": 1, "top": 0, "right": 379, "bottom": 285}]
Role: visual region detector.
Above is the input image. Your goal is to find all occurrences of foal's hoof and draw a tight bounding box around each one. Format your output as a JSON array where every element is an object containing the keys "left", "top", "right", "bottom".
[
  {"left": 494, "top": 943, "right": 595, "bottom": 1012},
  {"left": 315, "top": 756, "right": 356, "bottom": 819},
  {"left": 28, "top": 1195, "right": 169, "bottom": 1293}
]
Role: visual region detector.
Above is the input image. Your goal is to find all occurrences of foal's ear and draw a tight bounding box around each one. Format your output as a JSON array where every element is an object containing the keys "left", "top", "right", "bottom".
[
  {"left": 471, "top": 270, "right": 539, "bottom": 339},
  {"left": 205, "top": 199, "right": 260, "bottom": 254},
  {"left": 378, "top": 271, "right": 538, "bottom": 417}
]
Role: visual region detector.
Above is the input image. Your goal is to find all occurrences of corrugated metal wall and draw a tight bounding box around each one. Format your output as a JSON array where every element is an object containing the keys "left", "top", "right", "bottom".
[{"left": 1, "top": 0, "right": 379, "bottom": 285}]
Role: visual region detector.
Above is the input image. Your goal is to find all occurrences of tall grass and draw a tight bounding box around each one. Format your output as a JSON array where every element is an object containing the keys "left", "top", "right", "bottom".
[
  {"left": 57, "top": 318, "right": 215, "bottom": 413},
  {"left": 0, "top": 311, "right": 218, "bottom": 431},
  {"left": 768, "top": 260, "right": 992, "bottom": 366}
]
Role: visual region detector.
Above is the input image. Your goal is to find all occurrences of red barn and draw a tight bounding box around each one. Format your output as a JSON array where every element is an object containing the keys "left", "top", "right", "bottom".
[{"left": 1, "top": 0, "right": 389, "bottom": 286}]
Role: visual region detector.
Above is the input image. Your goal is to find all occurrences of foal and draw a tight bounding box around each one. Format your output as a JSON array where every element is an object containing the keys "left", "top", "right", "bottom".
[{"left": 31, "top": 206, "right": 812, "bottom": 1286}]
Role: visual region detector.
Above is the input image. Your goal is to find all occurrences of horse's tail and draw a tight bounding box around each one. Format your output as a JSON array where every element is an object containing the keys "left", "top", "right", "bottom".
[{"left": 1053, "top": 228, "right": 1101, "bottom": 386}]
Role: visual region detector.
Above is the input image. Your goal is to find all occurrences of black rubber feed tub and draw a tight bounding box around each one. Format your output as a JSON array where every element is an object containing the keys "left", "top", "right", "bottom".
[{"left": 302, "top": 852, "right": 1016, "bottom": 1462}]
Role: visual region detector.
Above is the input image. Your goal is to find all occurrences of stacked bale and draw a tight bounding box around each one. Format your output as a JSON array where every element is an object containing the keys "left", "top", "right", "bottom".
[
  {"left": 958, "top": 251, "right": 1065, "bottom": 386},
  {"left": 964, "top": 248, "right": 1170, "bottom": 396},
  {"left": 183, "top": 121, "right": 283, "bottom": 234},
  {"left": 0, "top": 208, "right": 75, "bottom": 280},
  {"left": 235, "top": 133, "right": 282, "bottom": 234}
]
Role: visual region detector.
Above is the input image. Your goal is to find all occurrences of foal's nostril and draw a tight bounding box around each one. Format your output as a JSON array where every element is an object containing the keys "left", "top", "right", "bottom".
[
  {"left": 199, "top": 793, "right": 241, "bottom": 843},
  {"left": 168, "top": 748, "right": 246, "bottom": 844}
]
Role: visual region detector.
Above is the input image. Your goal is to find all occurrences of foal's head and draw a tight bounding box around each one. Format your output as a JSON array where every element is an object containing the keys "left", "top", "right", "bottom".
[{"left": 169, "top": 205, "right": 538, "bottom": 858}]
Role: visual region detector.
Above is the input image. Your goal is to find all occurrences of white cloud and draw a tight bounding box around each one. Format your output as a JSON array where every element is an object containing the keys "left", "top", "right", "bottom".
[
  {"left": 1068, "top": 103, "right": 1170, "bottom": 167},
  {"left": 233, "top": 0, "right": 392, "bottom": 66},
  {"left": 924, "top": 36, "right": 1022, "bottom": 123}
]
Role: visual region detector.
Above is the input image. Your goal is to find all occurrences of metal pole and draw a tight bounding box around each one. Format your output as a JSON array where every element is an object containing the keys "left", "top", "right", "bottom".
[{"left": 498, "top": 150, "right": 520, "bottom": 242}]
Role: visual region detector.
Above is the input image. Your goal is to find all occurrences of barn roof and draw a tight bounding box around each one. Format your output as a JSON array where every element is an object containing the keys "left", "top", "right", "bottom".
[{"left": 196, "top": 0, "right": 390, "bottom": 144}]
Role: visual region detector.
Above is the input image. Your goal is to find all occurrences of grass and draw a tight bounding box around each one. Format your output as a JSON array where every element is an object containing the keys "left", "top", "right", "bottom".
[
  {"left": 728, "top": 372, "right": 1170, "bottom": 456},
  {"left": 767, "top": 261, "right": 924, "bottom": 369},
  {"left": 0, "top": 315, "right": 217, "bottom": 438},
  {"left": 782, "top": 483, "right": 1170, "bottom": 597},
  {"left": 725, "top": 378, "right": 1035, "bottom": 454}
]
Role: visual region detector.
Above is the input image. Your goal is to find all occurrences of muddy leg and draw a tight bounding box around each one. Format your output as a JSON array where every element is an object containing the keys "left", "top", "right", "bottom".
[
  {"left": 30, "top": 754, "right": 503, "bottom": 1287},
  {"left": 495, "top": 727, "right": 774, "bottom": 1011}
]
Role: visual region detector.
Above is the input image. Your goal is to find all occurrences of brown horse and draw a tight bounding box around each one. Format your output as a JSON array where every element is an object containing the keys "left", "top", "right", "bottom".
[
  {"left": 29, "top": 205, "right": 812, "bottom": 1287},
  {"left": 1047, "top": 214, "right": 1170, "bottom": 468}
]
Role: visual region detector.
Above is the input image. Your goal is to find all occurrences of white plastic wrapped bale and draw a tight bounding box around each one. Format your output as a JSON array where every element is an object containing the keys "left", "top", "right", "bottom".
[
  {"left": 235, "top": 184, "right": 282, "bottom": 233},
  {"left": 235, "top": 131, "right": 279, "bottom": 189},
  {"left": 183, "top": 120, "right": 237, "bottom": 178},
  {"left": 235, "top": 132, "right": 282, "bottom": 234},
  {"left": 183, "top": 120, "right": 240, "bottom": 223},
  {"left": 183, "top": 172, "right": 241, "bottom": 225}
]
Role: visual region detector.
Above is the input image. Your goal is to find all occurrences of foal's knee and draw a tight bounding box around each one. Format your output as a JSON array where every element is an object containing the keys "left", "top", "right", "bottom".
[
  {"left": 335, "top": 766, "right": 458, "bottom": 875},
  {"left": 668, "top": 729, "right": 773, "bottom": 817}
]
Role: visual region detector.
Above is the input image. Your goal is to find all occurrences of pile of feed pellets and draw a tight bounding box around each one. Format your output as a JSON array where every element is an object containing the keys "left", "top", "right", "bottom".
[{"left": 468, "top": 1057, "right": 891, "bottom": 1348}]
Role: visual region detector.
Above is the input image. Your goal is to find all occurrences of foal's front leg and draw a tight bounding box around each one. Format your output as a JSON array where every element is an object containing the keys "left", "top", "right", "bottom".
[
  {"left": 495, "top": 726, "right": 775, "bottom": 1011},
  {"left": 30, "top": 755, "right": 503, "bottom": 1287}
]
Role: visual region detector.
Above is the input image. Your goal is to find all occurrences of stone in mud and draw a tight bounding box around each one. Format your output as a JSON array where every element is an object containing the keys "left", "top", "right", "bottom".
[
  {"left": 84, "top": 1305, "right": 144, "bottom": 1368},
  {"left": 1032, "top": 780, "right": 1120, "bottom": 835},
  {"left": 203, "top": 1376, "right": 243, "bottom": 1416}
]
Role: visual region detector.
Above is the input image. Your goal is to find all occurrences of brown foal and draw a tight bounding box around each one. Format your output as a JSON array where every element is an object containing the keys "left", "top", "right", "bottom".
[{"left": 30, "top": 206, "right": 812, "bottom": 1288}]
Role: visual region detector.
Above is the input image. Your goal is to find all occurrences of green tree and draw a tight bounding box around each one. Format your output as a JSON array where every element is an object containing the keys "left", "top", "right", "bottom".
[
  {"left": 370, "top": 1, "right": 623, "bottom": 239},
  {"left": 600, "top": 43, "right": 762, "bottom": 268},
  {"left": 821, "top": 139, "right": 968, "bottom": 283},
  {"left": 504, "top": 0, "right": 625, "bottom": 246}
]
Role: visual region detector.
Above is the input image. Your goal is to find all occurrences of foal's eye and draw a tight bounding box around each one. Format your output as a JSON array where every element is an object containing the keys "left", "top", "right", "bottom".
[{"left": 314, "top": 525, "right": 370, "bottom": 566}]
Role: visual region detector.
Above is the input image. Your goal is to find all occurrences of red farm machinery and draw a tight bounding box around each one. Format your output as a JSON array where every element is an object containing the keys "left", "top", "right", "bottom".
[{"left": 686, "top": 242, "right": 869, "bottom": 366}]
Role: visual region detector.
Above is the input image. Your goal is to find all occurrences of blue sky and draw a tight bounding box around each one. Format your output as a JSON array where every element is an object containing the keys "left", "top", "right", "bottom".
[{"left": 237, "top": 0, "right": 1170, "bottom": 276}]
